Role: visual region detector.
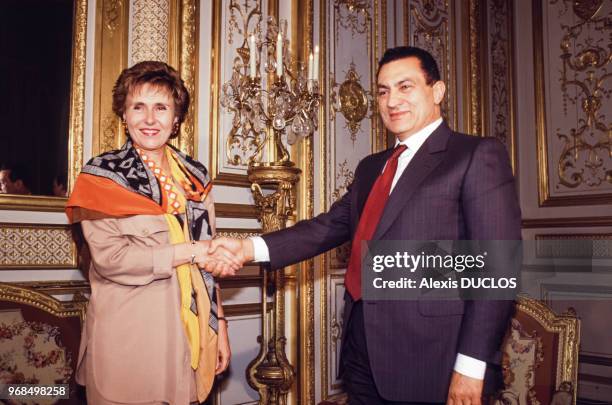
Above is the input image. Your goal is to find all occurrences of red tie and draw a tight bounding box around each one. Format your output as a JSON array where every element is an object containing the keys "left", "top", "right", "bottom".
[{"left": 345, "top": 144, "right": 408, "bottom": 301}]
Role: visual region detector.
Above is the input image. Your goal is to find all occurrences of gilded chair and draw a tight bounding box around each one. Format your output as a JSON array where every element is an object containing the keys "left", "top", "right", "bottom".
[
  {"left": 0, "top": 283, "right": 86, "bottom": 404},
  {"left": 494, "top": 295, "right": 580, "bottom": 405}
]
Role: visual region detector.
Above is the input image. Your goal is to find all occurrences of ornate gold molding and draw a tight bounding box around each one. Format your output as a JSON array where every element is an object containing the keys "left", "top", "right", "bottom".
[
  {"left": 92, "top": 0, "right": 129, "bottom": 155},
  {"left": 0, "top": 195, "right": 70, "bottom": 213},
  {"left": 0, "top": 224, "right": 77, "bottom": 270},
  {"left": 210, "top": 0, "right": 266, "bottom": 188},
  {"left": 12, "top": 280, "right": 90, "bottom": 297},
  {"left": 0, "top": 283, "right": 86, "bottom": 323},
  {"left": 462, "top": 0, "right": 487, "bottom": 136},
  {"left": 293, "top": 0, "right": 316, "bottom": 403},
  {"left": 103, "top": 0, "right": 123, "bottom": 32},
  {"left": 69, "top": 0, "right": 88, "bottom": 193},
  {"left": 173, "top": 0, "right": 199, "bottom": 156},
  {"left": 522, "top": 216, "right": 612, "bottom": 228},
  {"left": 519, "top": 295, "right": 580, "bottom": 398},
  {"left": 214, "top": 203, "right": 259, "bottom": 218},
  {"left": 330, "top": 62, "right": 373, "bottom": 144},
  {"left": 0, "top": 0, "right": 87, "bottom": 211},
  {"left": 487, "top": 0, "right": 516, "bottom": 172},
  {"left": 334, "top": 0, "right": 371, "bottom": 38},
  {"left": 216, "top": 228, "right": 261, "bottom": 238},
  {"left": 405, "top": 0, "right": 458, "bottom": 130}
]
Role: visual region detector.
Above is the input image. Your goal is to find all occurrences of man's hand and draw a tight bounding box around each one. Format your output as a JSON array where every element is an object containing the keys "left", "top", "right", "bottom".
[
  {"left": 194, "top": 240, "right": 241, "bottom": 277},
  {"left": 207, "top": 237, "right": 254, "bottom": 267},
  {"left": 446, "top": 371, "right": 484, "bottom": 405}
]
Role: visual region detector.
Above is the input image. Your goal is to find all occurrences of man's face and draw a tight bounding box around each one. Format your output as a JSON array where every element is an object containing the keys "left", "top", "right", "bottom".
[
  {"left": 0, "top": 170, "right": 18, "bottom": 194},
  {"left": 377, "top": 57, "right": 445, "bottom": 141}
]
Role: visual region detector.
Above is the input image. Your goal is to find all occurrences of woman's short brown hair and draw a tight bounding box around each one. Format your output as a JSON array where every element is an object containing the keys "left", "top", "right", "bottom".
[{"left": 112, "top": 61, "right": 190, "bottom": 138}]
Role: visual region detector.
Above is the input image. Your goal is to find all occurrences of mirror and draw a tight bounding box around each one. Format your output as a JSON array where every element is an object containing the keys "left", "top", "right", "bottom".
[{"left": 0, "top": 0, "right": 86, "bottom": 211}]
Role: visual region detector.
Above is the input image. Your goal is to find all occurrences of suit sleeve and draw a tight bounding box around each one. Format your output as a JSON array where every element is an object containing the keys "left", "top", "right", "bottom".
[
  {"left": 457, "top": 138, "right": 522, "bottom": 363},
  {"left": 82, "top": 218, "right": 175, "bottom": 286},
  {"left": 261, "top": 168, "right": 359, "bottom": 270}
]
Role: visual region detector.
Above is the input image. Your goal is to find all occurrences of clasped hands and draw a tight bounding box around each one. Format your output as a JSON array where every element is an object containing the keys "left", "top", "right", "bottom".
[{"left": 194, "top": 238, "right": 254, "bottom": 277}]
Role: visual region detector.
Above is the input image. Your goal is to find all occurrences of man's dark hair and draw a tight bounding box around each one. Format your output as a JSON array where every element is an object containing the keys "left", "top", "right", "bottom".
[
  {"left": 0, "top": 162, "right": 33, "bottom": 188},
  {"left": 377, "top": 46, "right": 441, "bottom": 85}
]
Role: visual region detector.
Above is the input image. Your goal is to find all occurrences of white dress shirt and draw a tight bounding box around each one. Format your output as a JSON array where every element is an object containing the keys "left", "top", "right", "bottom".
[{"left": 249, "top": 117, "right": 486, "bottom": 380}]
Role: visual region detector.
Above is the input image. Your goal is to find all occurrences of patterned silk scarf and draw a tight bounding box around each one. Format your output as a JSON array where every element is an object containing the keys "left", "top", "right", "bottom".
[{"left": 136, "top": 147, "right": 207, "bottom": 370}]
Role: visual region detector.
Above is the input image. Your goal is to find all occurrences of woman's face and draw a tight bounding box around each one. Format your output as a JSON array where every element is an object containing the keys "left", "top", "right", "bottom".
[{"left": 123, "top": 83, "right": 177, "bottom": 153}]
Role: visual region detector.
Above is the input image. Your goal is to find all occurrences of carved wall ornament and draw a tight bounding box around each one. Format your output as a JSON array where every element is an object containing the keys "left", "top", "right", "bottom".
[
  {"left": 553, "top": 0, "right": 610, "bottom": 189},
  {"left": 534, "top": 0, "right": 611, "bottom": 205},
  {"left": 331, "top": 160, "right": 355, "bottom": 266},
  {"left": 227, "top": 0, "right": 262, "bottom": 46},
  {"left": 221, "top": 68, "right": 267, "bottom": 166},
  {"left": 334, "top": 0, "right": 371, "bottom": 38},
  {"left": 69, "top": 0, "right": 88, "bottom": 192},
  {"left": 330, "top": 315, "right": 342, "bottom": 351},
  {"left": 407, "top": 0, "right": 455, "bottom": 127},
  {"left": 102, "top": 114, "right": 121, "bottom": 152},
  {"left": 104, "top": 0, "right": 122, "bottom": 33},
  {"left": 488, "top": 0, "right": 512, "bottom": 145},
  {"left": 331, "top": 160, "right": 354, "bottom": 202},
  {"left": 176, "top": 0, "right": 198, "bottom": 156},
  {"left": 330, "top": 62, "right": 374, "bottom": 143}
]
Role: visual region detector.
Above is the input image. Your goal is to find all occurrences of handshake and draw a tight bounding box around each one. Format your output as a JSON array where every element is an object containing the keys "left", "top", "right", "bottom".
[{"left": 193, "top": 238, "right": 255, "bottom": 277}]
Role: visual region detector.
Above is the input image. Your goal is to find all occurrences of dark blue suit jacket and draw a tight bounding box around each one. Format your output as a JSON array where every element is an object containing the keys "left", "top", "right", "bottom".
[{"left": 262, "top": 121, "right": 522, "bottom": 402}]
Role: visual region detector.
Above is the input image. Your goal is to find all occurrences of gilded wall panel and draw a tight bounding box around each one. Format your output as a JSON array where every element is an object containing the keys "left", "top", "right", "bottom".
[
  {"left": 0, "top": 224, "right": 77, "bottom": 269},
  {"left": 210, "top": 0, "right": 269, "bottom": 187},
  {"left": 327, "top": 274, "right": 347, "bottom": 391},
  {"left": 327, "top": 0, "right": 378, "bottom": 271},
  {"left": 486, "top": 0, "right": 516, "bottom": 171},
  {"left": 320, "top": 0, "right": 387, "bottom": 399},
  {"left": 172, "top": 0, "right": 199, "bottom": 156},
  {"left": 534, "top": 0, "right": 611, "bottom": 206},
  {"left": 92, "top": 0, "right": 130, "bottom": 155},
  {"left": 404, "top": 0, "right": 457, "bottom": 130}
]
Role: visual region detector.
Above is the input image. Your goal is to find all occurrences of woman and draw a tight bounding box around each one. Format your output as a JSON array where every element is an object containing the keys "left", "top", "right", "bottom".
[{"left": 66, "top": 61, "right": 237, "bottom": 404}]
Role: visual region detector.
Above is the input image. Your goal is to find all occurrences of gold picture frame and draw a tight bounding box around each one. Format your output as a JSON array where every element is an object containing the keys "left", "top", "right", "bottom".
[{"left": 0, "top": 0, "right": 87, "bottom": 212}]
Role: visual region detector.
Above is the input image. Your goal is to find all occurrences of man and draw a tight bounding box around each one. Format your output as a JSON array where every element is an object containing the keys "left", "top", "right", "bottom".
[
  {"left": 210, "top": 46, "right": 521, "bottom": 404},
  {"left": 0, "top": 163, "right": 32, "bottom": 195}
]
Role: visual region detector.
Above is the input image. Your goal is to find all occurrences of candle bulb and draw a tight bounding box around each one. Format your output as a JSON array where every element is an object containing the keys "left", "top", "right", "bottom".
[
  {"left": 249, "top": 35, "right": 257, "bottom": 79},
  {"left": 276, "top": 32, "right": 283, "bottom": 78},
  {"left": 313, "top": 45, "right": 319, "bottom": 82},
  {"left": 307, "top": 52, "right": 314, "bottom": 91}
]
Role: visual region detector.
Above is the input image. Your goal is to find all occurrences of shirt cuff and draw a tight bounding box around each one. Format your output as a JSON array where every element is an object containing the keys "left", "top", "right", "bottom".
[
  {"left": 153, "top": 244, "right": 175, "bottom": 279},
  {"left": 453, "top": 353, "right": 486, "bottom": 380},
  {"left": 249, "top": 236, "right": 270, "bottom": 263}
]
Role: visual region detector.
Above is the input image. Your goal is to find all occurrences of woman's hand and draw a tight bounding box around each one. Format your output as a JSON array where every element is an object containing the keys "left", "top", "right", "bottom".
[
  {"left": 215, "top": 320, "right": 231, "bottom": 374},
  {"left": 194, "top": 241, "right": 241, "bottom": 277}
]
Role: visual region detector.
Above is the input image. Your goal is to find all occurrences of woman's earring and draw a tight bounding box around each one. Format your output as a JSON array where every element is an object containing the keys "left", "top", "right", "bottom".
[
  {"left": 122, "top": 119, "right": 130, "bottom": 137},
  {"left": 172, "top": 122, "right": 180, "bottom": 137}
]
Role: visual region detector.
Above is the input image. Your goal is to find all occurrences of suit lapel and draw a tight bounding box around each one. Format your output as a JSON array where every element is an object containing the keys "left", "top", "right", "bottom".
[{"left": 372, "top": 122, "right": 451, "bottom": 240}]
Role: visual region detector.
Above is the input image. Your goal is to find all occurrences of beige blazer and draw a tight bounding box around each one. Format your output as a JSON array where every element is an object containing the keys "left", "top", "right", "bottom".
[{"left": 77, "top": 213, "right": 214, "bottom": 404}]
